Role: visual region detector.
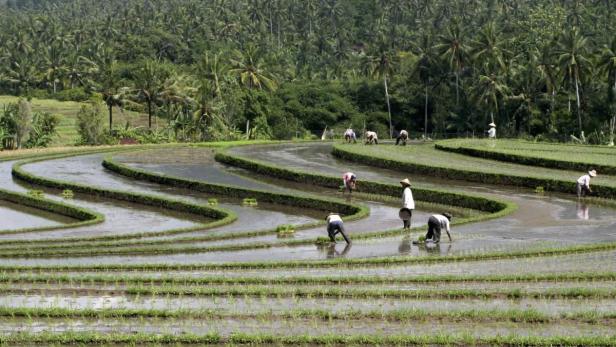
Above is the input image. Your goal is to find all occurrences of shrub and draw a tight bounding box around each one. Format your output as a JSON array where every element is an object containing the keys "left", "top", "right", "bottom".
[
  {"left": 76, "top": 102, "right": 106, "bottom": 145},
  {"left": 54, "top": 87, "right": 90, "bottom": 102},
  {"left": 24, "top": 112, "right": 59, "bottom": 148}
]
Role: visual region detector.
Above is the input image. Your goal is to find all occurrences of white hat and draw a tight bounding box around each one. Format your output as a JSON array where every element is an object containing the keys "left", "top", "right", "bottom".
[
  {"left": 400, "top": 178, "right": 411, "bottom": 186},
  {"left": 588, "top": 170, "right": 597, "bottom": 177},
  {"left": 489, "top": 123, "right": 496, "bottom": 127}
]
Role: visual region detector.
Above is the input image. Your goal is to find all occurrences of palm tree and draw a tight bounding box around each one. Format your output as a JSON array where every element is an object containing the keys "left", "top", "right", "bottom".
[
  {"left": 42, "top": 42, "right": 68, "bottom": 94},
  {"left": 98, "top": 61, "right": 128, "bottom": 131},
  {"left": 470, "top": 72, "right": 510, "bottom": 127},
  {"left": 555, "top": 27, "right": 590, "bottom": 135},
  {"left": 599, "top": 36, "right": 616, "bottom": 92},
  {"left": 599, "top": 37, "right": 616, "bottom": 145},
  {"left": 132, "top": 60, "right": 170, "bottom": 128},
  {"left": 435, "top": 22, "right": 468, "bottom": 106},
  {"left": 229, "top": 47, "right": 277, "bottom": 91},
  {"left": 195, "top": 52, "right": 227, "bottom": 98},
  {"left": 470, "top": 22, "right": 509, "bottom": 75},
  {"left": 411, "top": 34, "right": 440, "bottom": 139},
  {"left": 361, "top": 49, "right": 398, "bottom": 138}
]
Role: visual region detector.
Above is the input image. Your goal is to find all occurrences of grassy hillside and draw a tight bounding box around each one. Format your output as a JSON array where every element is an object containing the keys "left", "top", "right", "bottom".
[{"left": 0, "top": 96, "right": 153, "bottom": 146}]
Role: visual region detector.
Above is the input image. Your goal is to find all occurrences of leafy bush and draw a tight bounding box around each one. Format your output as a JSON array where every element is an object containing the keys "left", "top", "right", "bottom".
[
  {"left": 24, "top": 112, "right": 59, "bottom": 148},
  {"left": 55, "top": 87, "right": 91, "bottom": 102},
  {"left": 76, "top": 102, "right": 106, "bottom": 145}
]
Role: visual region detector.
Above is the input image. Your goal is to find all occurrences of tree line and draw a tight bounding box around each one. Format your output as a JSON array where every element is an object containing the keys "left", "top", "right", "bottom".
[{"left": 0, "top": 0, "right": 615, "bottom": 144}]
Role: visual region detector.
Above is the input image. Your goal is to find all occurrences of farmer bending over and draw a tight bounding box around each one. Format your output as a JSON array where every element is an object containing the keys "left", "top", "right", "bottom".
[
  {"left": 326, "top": 213, "right": 350, "bottom": 244},
  {"left": 396, "top": 130, "right": 409, "bottom": 145},
  {"left": 344, "top": 128, "right": 357, "bottom": 143},
  {"left": 577, "top": 169, "right": 597, "bottom": 198},
  {"left": 415, "top": 213, "right": 452, "bottom": 244},
  {"left": 365, "top": 131, "right": 378, "bottom": 145},
  {"left": 342, "top": 172, "right": 357, "bottom": 194}
]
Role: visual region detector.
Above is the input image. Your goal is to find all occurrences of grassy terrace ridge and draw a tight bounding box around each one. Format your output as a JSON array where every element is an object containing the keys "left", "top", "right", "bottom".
[
  {"left": 332, "top": 142, "right": 616, "bottom": 198},
  {"left": 0, "top": 306, "right": 612, "bottom": 324},
  {"left": 0, "top": 332, "right": 615, "bottom": 346},
  {"left": 3, "top": 272, "right": 616, "bottom": 285},
  {"left": 436, "top": 138, "right": 616, "bottom": 175},
  {"left": 215, "top": 144, "right": 515, "bottom": 214},
  {"left": 11, "top": 151, "right": 238, "bottom": 239},
  {"left": 0, "top": 188, "right": 103, "bottom": 235}
]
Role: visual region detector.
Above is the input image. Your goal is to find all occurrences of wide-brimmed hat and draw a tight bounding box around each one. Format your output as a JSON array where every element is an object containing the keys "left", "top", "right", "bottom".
[
  {"left": 489, "top": 122, "right": 496, "bottom": 127},
  {"left": 400, "top": 178, "right": 411, "bottom": 186},
  {"left": 443, "top": 212, "right": 453, "bottom": 220},
  {"left": 588, "top": 170, "right": 597, "bottom": 177}
]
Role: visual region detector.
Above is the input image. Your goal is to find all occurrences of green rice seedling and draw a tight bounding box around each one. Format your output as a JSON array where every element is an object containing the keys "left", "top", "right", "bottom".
[
  {"left": 27, "top": 190, "right": 44, "bottom": 199},
  {"left": 242, "top": 198, "right": 258, "bottom": 206},
  {"left": 208, "top": 198, "right": 218, "bottom": 206},
  {"left": 276, "top": 224, "right": 295, "bottom": 237},
  {"left": 535, "top": 186, "right": 545, "bottom": 194},
  {"left": 61, "top": 189, "right": 74, "bottom": 199}
]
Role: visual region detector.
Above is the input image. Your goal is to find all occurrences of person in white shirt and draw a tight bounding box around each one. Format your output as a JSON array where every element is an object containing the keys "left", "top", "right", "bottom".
[
  {"left": 576, "top": 169, "right": 597, "bottom": 197},
  {"left": 344, "top": 128, "right": 357, "bottom": 143},
  {"left": 342, "top": 172, "right": 357, "bottom": 194},
  {"left": 365, "top": 131, "right": 378, "bottom": 144},
  {"left": 396, "top": 129, "right": 409, "bottom": 146},
  {"left": 326, "top": 213, "right": 350, "bottom": 243},
  {"left": 424, "top": 213, "right": 452, "bottom": 243},
  {"left": 488, "top": 123, "right": 496, "bottom": 139},
  {"left": 399, "top": 178, "right": 414, "bottom": 230}
]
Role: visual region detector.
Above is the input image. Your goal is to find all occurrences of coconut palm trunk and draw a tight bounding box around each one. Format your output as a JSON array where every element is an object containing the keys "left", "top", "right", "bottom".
[
  {"left": 108, "top": 104, "right": 113, "bottom": 131},
  {"left": 384, "top": 75, "right": 392, "bottom": 138},
  {"left": 424, "top": 84, "right": 428, "bottom": 140},
  {"left": 575, "top": 73, "right": 582, "bottom": 134}
]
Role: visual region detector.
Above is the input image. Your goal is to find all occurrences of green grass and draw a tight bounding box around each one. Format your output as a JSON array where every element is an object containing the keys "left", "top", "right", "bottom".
[
  {"left": 441, "top": 139, "right": 616, "bottom": 168},
  {"left": 334, "top": 142, "right": 616, "bottom": 188},
  {"left": 0, "top": 95, "right": 152, "bottom": 146}
]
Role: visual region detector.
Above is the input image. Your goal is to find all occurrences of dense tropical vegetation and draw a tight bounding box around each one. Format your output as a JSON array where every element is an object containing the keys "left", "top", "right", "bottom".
[{"left": 0, "top": 0, "right": 615, "bottom": 144}]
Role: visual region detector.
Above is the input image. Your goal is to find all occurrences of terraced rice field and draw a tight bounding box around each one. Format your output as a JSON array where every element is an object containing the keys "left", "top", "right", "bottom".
[
  {"left": 0, "top": 140, "right": 615, "bottom": 345},
  {"left": 439, "top": 138, "right": 616, "bottom": 167}
]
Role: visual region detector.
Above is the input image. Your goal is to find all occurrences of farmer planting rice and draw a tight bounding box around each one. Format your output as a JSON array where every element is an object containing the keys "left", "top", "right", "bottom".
[
  {"left": 344, "top": 128, "right": 357, "bottom": 143},
  {"left": 414, "top": 213, "right": 452, "bottom": 244},
  {"left": 342, "top": 172, "right": 357, "bottom": 194},
  {"left": 396, "top": 129, "right": 409, "bottom": 145},
  {"left": 488, "top": 123, "right": 496, "bottom": 139},
  {"left": 365, "top": 131, "right": 378, "bottom": 145},
  {"left": 326, "top": 212, "right": 350, "bottom": 244},
  {"left": 399, "top": 178, "right": 414, "bottom": 230},
  {"left": 576, "top": 169, "right": 597, "bottom": 198}
]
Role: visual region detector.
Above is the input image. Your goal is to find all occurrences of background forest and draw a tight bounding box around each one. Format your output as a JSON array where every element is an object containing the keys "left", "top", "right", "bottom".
[{"left": 1, "top": 0, "right": 615, "bottom": 144}]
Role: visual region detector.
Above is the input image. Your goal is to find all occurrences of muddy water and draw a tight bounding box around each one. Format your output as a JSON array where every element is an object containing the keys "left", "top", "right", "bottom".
[
  {"left": 0, "top": 161, "right": 211, "bottom": 240},
  {"left": 20, "top": 153, "right": 320, "bottom": 237},
  {"left": 0, "top": 200, "right": 76, "bottom": 230}
]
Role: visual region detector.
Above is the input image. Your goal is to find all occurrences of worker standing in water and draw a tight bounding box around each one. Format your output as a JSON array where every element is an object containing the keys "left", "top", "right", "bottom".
[
  {"left": 342, "top": 172, "right": 357, "bottom": 194},
  {"left": 488, "top": 123, "right": 497, "bottom": 139},
  {"left": 399, "top": 178, "right": 414, "bottom": 230},
  {"left": 577, "top": 170, "right": 597, "bottom": 198},
  {"left": 365, "top": 131, "right": 378, "bottom": 144},
  {"left": 396, "top": 129, "right": 409, "bottom": 145},
  {"left": 326, "top": 212, "right": 350, "bottom": 244}
]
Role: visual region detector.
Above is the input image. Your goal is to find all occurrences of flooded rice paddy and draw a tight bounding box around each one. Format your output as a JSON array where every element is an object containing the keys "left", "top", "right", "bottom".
[{"left": 0, "top": 141, "right": 615, "bottom": 342}]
